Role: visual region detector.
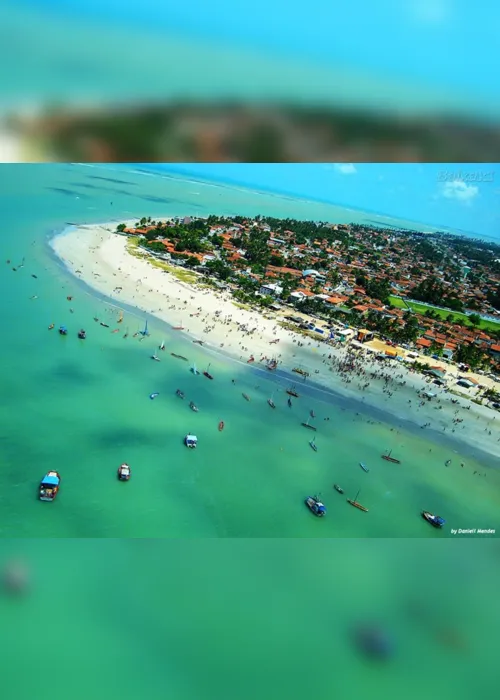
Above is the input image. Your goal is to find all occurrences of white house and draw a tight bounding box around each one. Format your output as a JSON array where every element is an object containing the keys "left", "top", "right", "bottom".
[
  {"left": 259, "top": 283, "right": 283, "bottom": 298},
  {"left": 302, "top": 269, "right": 326, "bottom": 283}
]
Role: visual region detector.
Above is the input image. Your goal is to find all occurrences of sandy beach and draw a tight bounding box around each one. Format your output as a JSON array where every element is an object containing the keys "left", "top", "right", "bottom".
[{"left": 51, "top": 222, "right": 500, "bottom": 463}]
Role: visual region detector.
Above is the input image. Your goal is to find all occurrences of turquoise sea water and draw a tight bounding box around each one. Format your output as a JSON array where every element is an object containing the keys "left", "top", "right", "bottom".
[{"left": 0, "top": 163, "right": 499, "bottom": 538}]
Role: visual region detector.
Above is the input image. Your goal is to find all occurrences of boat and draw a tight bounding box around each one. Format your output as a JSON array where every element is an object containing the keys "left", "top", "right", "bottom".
[
  {"left": 173, "top": 324, "right": 184, "bottom": 331},
  {"left": 301, "top": 418, "right": 317, "bottom": 431},
  {"left": 347, "top": 489, "right": 369, "bottom": 512},
  {"left": 118, "top": 311, "right": 124, "bottom": 323},
  {"left": 445, "top": 459, "right": 451, "bottom": 466},
  {"left": 268, "top": 390, "right": 276, "bottom": 409},
  {"left": 189, "top": 401, "right": 199, "bottom": 412},
  {"left": 203, "top": 363, "right": 214, "bottom": 380},
  {"left": 293, "top": 367, "right": 310, "bottom": 377},
  {"left": 149, "top": 392, "right": 159, "bottom": 400},
  {"left": 38, "top": 471, "right": 61, "bottom": 502},
  {"left": 32, "top": 274, "right": 37, "bottom": 279},
  {"left": 48, "top": 323, "right": 54, "bottom": 330},
  {"left": 333, "top": 484, "right": 344, "bottom": 494},
  {"left": 185, "top": 434, "right": 198, "bottom": 448},
  {"left": 286, "top": 386, "right": 299, "bottom": 398},
  {"left": 304, "top": 496, "right": 326, "bottom": 517},
  {"left": 247, "top": 356, "right": 255, "bottom": 363},
  {"left": 59, "top": 325, "right": 68, "bottom": 335},
  {"left": 77, "top": 329, "right": 86, "bottom": 339},
  {"left": 171, "top": 353, "right": 188, "bottom": 361},
  {"left": 100, "top": 322, "right": 110, "bottom": 328},
  {"left": 159, "top": 340, "right": 165, "bottom": 351},
  {"left": 117, "top": 463, "right": 131, "bottom": 481},
  {"left": 111, "top": 328, "right": 120, "bottom": 333},
  {"left": 93, "top": 316, "right": 99, "bottom": 322},
  {"left": 287, "top": 397, "right": 292, "bottom": 408},
  {"left": 242, "top": 393, "right": 250, "bottom": 401},
  {"left": 192, "top": 339, "right": 204, "bottom": 345},
  {"left": 176, "top": 389, "right": 185, "bottom": 399},
  {"left": 360, "top": 462, "right": 369, "bottom": 473},
  {"left": 422, "top": 511, "right": 445, "bottom": 528},
  {"left": 191, "top": 364, "right": 200, "bottom": 375},
  {"left": 310, "top": 410, "right": 316, "bottom": 418},
  {"left": 381, "top": 450, "right": 401, "bottom": 464},
  {"left": 151, "top": 354, "right": 161, "bottom": 362},
  {"left": 218, "top": 421, "right": 225, "bottom": 431},
  {"left": 139, "top": 320, "right": 150, "bottom": 337},
  {"left": 266, "top": 359, "right": 278, "bottom": 370},
  {"left": 309, "top": 438, "right": 317, "bottom": 452}
]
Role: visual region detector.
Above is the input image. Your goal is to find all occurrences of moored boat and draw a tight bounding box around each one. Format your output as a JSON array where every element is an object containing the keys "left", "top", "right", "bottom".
[
  {"left": 218, "top": 421, "right": 225, "bottom": 431},
  {"left": 301, "top": 418, "right": 317, "bottom": 431},
  {"left": 189, "top": 401, "right": 199, "bottom": 412},
  {"left": 59, "top": 325, "right": 68, "bottom": 335},
  {"left": 149, "top": 392, "right": 159, "bottom": 400},
  {"left": 171, "top": 353, "right": 188, "bottom": 361},
  {"left": 159, "top": 340, "right": 165, "bottom": 350},
  {"left": 309, "top": 439, "right": 317, "bottom": 452},
  {"left": 100, "top": 322, "right": 110, "bottom": 328},
  {"left": 117, "top": 463, "right": 131, "bottom": 481},
  {"left": 185, "top": 434, "right": 198, "bottom": 448},
  {"left": 286, "top": 386, "right": 299, "bottom": 397},
  {"left": 39, "top": 471, "right": 61, "bottom": 502},
  {"left": 421, "top": 511, "right": 445, "bottom": 528},
  {"left": 247, "top": 356, "right": 255, "bottom": 363},
  {"left": 242, "top": 393, "right": 250, "bottom": 401},
  {"left": 359, "top": 462, "right": 369, "bottom": 473},
  {"left": 151, "top": 354, "right": 161, "bottom": 361},
  {"left": 334, "top": 484, "right": 344, "bottom": 494},
  {"left": 305, "top": 496, "right": 326, "bottom": 517},
  {"left": 191, "top": 364, "right": 200, "bottom": 375},
  {"left": 176, "top": 389, "right": 185, "bottom": 399},
  {"left": 347, "top": 489, "right": 368, "bottom": 512},
  {"left": 381, "top": 450, "right": 400, "bottom": 464},
  {"left": 310, "top": 410, "right": 316, "bottom": 418},
  {"left": 77, "top": 329, "right": 86, "bottom": 339},
  {"left": 48, "top": 323, "right": 54, "bottom": 330}
]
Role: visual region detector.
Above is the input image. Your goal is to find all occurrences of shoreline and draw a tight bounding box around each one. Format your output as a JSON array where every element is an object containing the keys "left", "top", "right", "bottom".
[{"left": 49, "top": 220, "right": 500, "bottom": 467}]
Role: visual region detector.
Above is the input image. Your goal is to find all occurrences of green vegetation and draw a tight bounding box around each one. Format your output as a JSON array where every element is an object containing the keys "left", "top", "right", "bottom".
[{"left": 388, "top": 296, "right": 500, "bottom": 332}]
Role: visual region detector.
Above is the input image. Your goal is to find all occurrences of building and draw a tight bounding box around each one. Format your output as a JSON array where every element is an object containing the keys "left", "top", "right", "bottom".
[{"left": 259, "top": 283, "right": 283, "bottom": 298}]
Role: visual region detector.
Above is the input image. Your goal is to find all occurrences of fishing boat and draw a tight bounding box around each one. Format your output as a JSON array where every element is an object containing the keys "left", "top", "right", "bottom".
[
  {"left": 242, "top": 393, "right": 250, "bottom": 401},
  {"left": 381, "top": 450, "right": 401, "bottom": 464},
  {"left": 218, "top": 421, "right": 225, "bottom": 431},
  {"left": 333, "top": 484, "right": 344, "bottom": 494},
  {"left": 100, "top": 322, "right": 110, "bottom": 328},
  {"left": 149, "top": 392, "right": 159, "bottom": 400},
  {"left": 247, "top": 356, "right": 255, "bottom": 363},
  {"left": 171, "top": 353, "right": 188, "bottom": 361},
  {"left": 117, "top": 463, "right": 131, "bottom": 481},
  {"left": 176, "top": 389, "right": 185, "bottom": 399},
  {"left": 59, "top": 325, "right": 68, "bottom": 335},
  {"left": 347, "top": 490, "right": 369, "bottom": 512},
  {"left": 286, "top": 385, "right": 299, "bottom": 398},
  {"left": 422, "top": 511, "right": 445, "bottom": 528},
  {"left": 185, "top": 434, "right": 198, "bottom": 448},
  {"left": 309, "top": 438, "right": 317, "bottom": 452},
  {"left": 38, "top": 471, "right": 61, "bottom": 502},
  {"left": 189, "top": 401, "right": 199, "bottom": 412},
  {"left": 159, "top": 340, "right": 165, "bottom": 351},
  {"left": 191, "top": 364, "right": 200, "bottom": 375},
  {"left": 48, "top": 323, "right": 54, "bottom": 330},
  {"left": 77, "top": 329, "right": 86, "bottom": 339},
  {"left": 304, "top": 496, "right": 326, "bottom": 517},
  {"left": 203, "top": 364, "right": 214, "bottom": 380},
  {"left": 359, "top": 462, "right": 369, "bottom": 473},
  {"left": 151, "top": 354, "right": 161, "bottom": 362},
  {"left": 301, "top": 418, "right": 317, "bottom": 431}
]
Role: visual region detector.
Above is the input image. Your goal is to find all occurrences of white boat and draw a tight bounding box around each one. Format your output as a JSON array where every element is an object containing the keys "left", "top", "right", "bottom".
[
  {"left": 191, "top": 363, "right": 200, "bottom": 375},
  {"left": 159, "top": 340, "right": 165, "bottom": 351},
  {"left": 185, "top": 434, "right": 198, "bottom": 448},
  {"left": 151, "top": 354, "right": 161, "bottom": 362}
]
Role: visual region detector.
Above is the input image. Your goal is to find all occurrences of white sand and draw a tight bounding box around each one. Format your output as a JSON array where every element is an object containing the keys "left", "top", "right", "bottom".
[{"left": 51, "top": 222, "right": 500, "bottom": 462}]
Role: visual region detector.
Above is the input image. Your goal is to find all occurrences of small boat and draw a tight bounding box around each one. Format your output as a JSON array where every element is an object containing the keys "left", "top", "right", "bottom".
[
  {"left": 301, "top": 418, "right": 317, "bottom": 431},
  {"left": 305, "top": 496, "right": 326, "bottom": 517},
  {"left": 39, "top": 471, "right": 61, "bottom": 502},
  {"left": 59, "top": 325, "right": 68, "bottom": 335},
  {"left": 287, "top": 397, "right": 292, "bottom": 408},
  {"left": 111, "top": 328, "right": 120, "bottom": 334},
  {"left": 176, "top": 389, "right": 185, "bottom": 399},
  {"left": 191, "top": 364, "right": 200, "bottom": 375},
  {"left": 266, "top": 359, "right": 278, "bottom": 370},
  {"left": 192, "top": 339, "right": 204, "bottom": 345},
  {"left": 100, "top": 322, "right": 110, "bottom": 328},
  {"left": 189, "top": 401, "right": 199, "bottom": 412},
  {"left": 203, "top": 363, "right": 214, "bottom": 380},
  {"left": 159, "top": 340, "right": 165, "bottom": 351},
  {"left": 93, "top": 316, "right": 99, "bottom": 322},
  {"left": 293, "top": 367, "right": 310, "bottom": 377},
  {"left": 171, "top": 353, "right": 188, "bottom": 361},
  {"left": 140, "top": 320, "right": 150, "bottom": 337},
  {"left": 32, "top": 274, "right": 38, "bottom": 279},
  {"left": 66, "top": 296, "right": 73, "bottom": 301},
  {"left": 77, "top": 329, "right": 86, "bottom": 339},
  {"left": 242, "top": 393, "right": 250, "bottom": 401},
  {"left": 149, "top": 392, "right": 159, "bottom": 400},
  {"left": 48, "top": 323, "right": 54, "bottom": 330},
  {"left": 247, "top": 356, "right": 255, "bottom": 363},
  {"left": 151, "top": 354, "right": 161, "bottom": 362},
  {"left": 185, "top": 434, "right": 198, "bottom": 448},
  {"left": 347, "top": 490, "right": 369, "bottom": 512},
  {"left": 310, "top": 410, "right": 316, "bottom": 418},
  {"left": 422, "top": 511, "right": 445, "bottom": 528},
  {"left": 381, "top": 450, "right": 401, "bottom": 464},
  {"left": 218, "top": 421, "right": 225, "bottom": 431},
  {"left": 309, "top": 439, "right": 317, "bottom": 452},
  {"left": 268, "top": 398, "right": 276, "bottom": 408},
  {"left": 445, "top": 459, "right": 451, "bottom": 466},
  {"left": 173, "top": 325, "right": 184, "bottom": 331},
  {"left": 360, "top": 462, "right": 369, "bottom": 473},
  {"left": 118, "top": 311, "right": 124, "bottom": 323},
  {"left": 333, "top": 484, "right": 344, "bottom": 494},
  {"left": 286, "top": 385, "right": 299, "bottom": 398},
  {"left": 117, "top": 463, "right": 131, "bottom": 481}
]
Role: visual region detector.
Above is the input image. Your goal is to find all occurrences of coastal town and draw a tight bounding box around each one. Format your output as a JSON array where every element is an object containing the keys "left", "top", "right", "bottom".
[{"left": 116, "top": 214, "right": 500, "bottom": 406}]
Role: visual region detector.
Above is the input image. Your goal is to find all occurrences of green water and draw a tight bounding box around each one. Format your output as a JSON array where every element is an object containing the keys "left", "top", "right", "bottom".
[{"left": 0, "top": 163, "right": 498, "bottom": 539}]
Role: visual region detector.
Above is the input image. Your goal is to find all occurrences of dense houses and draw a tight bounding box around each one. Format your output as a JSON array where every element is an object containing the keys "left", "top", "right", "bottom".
[{"left": 116, "top": 215, "right": 500, "bottom": 373}]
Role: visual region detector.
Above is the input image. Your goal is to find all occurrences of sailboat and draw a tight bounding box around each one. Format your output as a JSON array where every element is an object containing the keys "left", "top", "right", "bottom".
[
  {"left": 140, "top": 320, "right": 150, "bottom": 337},
  {"left": 381, "top": 449, "right": 401, "bottom": 464},
  {"left": 159, "top": 339, "right": 166, "bottom": 351},
  {"left": 117, "top": 311, "right": 124, "bottom": 323},
  {"left": 123, "top": 328, "right": 129, "bottom": 338},
  {"left": 203, "top": 363, "right": 214, "bottom": 380},
  {"left": 267, "top": 390, "right": 276, "bottom": 409},
  {"left": 309, "top": 437, "right": 317, "bottom": 452},
  {"left": 173, "top": 320, "right": 184, "bottom": 330},
  {"left": 286, "top": 385, "right": 299, "bottom": 398},
  {"left": 347, "top": 489, "right": 369, "bottom": 512},
  {"left": 191, "top": 363, "right": 200, "bottom": 375},
  {"left": 301, "top": 417, "right": 317, "bottom": 431}
]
